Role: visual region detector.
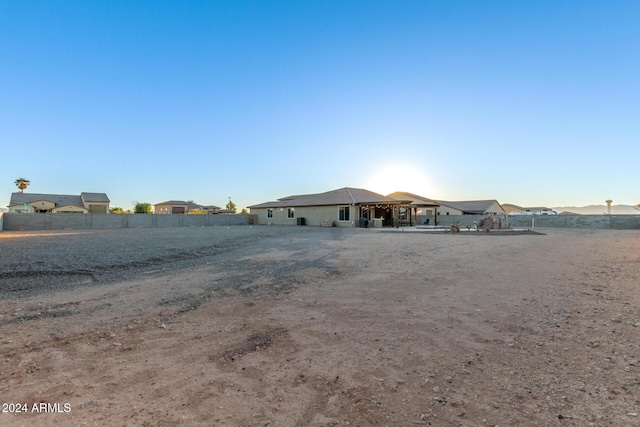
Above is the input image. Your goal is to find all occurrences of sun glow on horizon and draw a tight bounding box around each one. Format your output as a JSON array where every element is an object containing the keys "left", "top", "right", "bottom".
[{"left": 366, "top": 164, "right": 438, "bottom": 198}]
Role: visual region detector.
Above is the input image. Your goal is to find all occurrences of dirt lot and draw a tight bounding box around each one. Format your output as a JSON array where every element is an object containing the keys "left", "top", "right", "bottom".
[{"left": 0, "top": 226, "right": 639, "bottom": 426}]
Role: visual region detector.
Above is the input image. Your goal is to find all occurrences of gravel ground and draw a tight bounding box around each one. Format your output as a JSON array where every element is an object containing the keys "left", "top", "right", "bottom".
[
  {"left": 1, "top": 226, "right": 639, "bottom": 427},
  {"left": 0, "top": 226, "right": 349, "bottom": 300}
]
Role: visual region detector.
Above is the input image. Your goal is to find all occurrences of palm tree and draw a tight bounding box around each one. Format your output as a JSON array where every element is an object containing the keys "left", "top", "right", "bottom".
[{"left": 14, "top": 177, "right": 30, "bottom": 193}]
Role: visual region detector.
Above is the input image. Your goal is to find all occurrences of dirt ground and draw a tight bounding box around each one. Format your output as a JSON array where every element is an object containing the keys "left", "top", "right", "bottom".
[{"left": 1, "top": 227, "right": 639, "bottom": 426}]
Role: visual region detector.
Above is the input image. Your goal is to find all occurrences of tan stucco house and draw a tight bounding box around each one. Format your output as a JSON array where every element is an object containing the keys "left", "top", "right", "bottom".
[
  {"left": 8, "top": 192, "right": 110, "bottom": 214},
  {"left": 154, "top": 200, "right": 221, "bottom": 214},
  {"left": 248, "top": 187, "right": 413, "bottom": 227},
  {"left": 435, "top": 199, "right": 505, "bottom": 216}
]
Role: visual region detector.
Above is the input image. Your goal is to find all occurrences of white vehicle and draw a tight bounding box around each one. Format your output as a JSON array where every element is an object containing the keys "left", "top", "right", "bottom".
[{"left": 509, "top": 209, "right": 557, "bottom": 216}]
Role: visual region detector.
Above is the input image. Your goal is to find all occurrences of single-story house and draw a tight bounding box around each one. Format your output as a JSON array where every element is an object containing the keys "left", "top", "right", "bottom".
[
  {"left": 248, "top": 187, "right": 413, "bottom": 227},
  {"left": 435, "top": 200, "right": 506, "bottom": 216},
  {"left": 154, "top": 200, "right": 221, "bottom": 214},
  {"left": 8, "top": 192, "right": 110, "bottom": 214},
  {"left": 502, "top": 204, "right": 557, "bottom": 215}
]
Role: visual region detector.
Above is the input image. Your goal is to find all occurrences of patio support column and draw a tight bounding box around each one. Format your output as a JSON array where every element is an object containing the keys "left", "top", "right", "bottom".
[
  {"left": 395, "top": 205, "right": 399, "bottom": 228},
  {"left": 351, "top": 204, "right": 355, "bottom": 227}
]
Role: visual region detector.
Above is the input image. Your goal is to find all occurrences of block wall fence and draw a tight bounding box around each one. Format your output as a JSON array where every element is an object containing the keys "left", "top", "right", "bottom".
[
  {"left": 433, "top": 214, "right": 640, "bottom": 230},
  {"left": 2, "top": 213, "right": 640, "bottom": 231},
  {"left": 1, "top": 213, "right": 253, "bottom": 231}
]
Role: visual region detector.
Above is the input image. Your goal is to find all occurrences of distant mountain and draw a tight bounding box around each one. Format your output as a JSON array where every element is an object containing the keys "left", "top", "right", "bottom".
[{"left": 552, "top": 205, "right": 640, "bottom": 215}]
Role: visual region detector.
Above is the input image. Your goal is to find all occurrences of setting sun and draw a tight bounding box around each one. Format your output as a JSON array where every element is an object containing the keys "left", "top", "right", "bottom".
[{"left": 366, "top": 164, "right": 436, "bottom": 197}]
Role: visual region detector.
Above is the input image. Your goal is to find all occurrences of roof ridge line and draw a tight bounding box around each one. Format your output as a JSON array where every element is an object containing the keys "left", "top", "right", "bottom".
[{"left": 345, "top": 187, "right": 356, "bottom": 204}]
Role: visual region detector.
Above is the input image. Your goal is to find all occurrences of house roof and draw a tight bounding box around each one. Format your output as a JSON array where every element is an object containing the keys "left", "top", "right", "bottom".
[
  {"left": 389, "top": 193, "right": 504, "bottom": 213},
  {"left": 81, "top": 192, "right": 110, "bottom": 202},
  {"left": 9, "top": 192, "right": 109, "bottom": 209},
  {"left": 501, "top": 203, "right": 524, "bottom": 214},
  {"left": 155, "top": 200, "right": 190, "bottom": 206},
  {"left": 154, "top": 201, "right": 221, "bottom": 210},
  {"left": 187, "top": 202, "right": 204, "bottom": 210},
  {"left": 436, "top": 200, "right": 503, "bottom": 214},
  {"left": 248, "top": 187, "right": 411, "bottom": 209},
  {"left": 52, "top": 204, "right": 89, "bottom": 211},
  {"left": 9, "top": 192, "right": 85, "bottom": 208},
  {"left": 387, "top": 191, "right": 440, "bottom": 206}
]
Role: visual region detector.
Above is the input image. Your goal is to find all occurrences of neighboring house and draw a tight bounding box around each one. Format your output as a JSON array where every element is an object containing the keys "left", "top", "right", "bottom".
[
  {"left": 7, "top": 192, "right": 110, "bottom": 214},
  {"left": 387, "top": 191, "right": 440, "bottom": 225},
  {"left": 501, "top": 203, "right": 525, "bottom": 214},
  {"left": 248, "top": 187, "right": 412, "bottom": 227},
  {"left": 435, "top": 200, "right": 505, "bottom": 216},
  {"left": 505, "top": 204, "right": 557, "bottom": 215},
  {"left": 154, "top": 200, "right": 221, "bottom": 214}
]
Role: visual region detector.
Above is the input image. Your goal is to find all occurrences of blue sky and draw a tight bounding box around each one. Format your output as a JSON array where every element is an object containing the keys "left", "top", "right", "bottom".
[{"left": 2, "top": 0, "right": 639, "bottom": 211}]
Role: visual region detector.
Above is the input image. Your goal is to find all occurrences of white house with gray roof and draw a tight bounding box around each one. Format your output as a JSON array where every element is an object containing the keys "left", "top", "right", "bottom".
[{"left": 8, "top": 192, "right": 110, "bottom": 214}]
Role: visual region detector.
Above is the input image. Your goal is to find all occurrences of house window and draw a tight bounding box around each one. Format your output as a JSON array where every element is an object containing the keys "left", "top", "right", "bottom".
[
  {"left": 339, "top": 206, "right": 350, "bottom": 221},
  {"left": 267, "top": 209, "right": 273, "bottom": 218},
  {"left": 287, "top": 208, "right": 295, "bottom": 218},
  {"left": 399, "top": 208, "right": 407, "bottom": 221}
]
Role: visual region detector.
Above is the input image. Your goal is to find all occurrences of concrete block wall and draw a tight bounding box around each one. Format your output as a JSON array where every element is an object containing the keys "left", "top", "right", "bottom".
[
  {"left": 183, "top": 215, "right": 207, "bottom": 227},
  {"left": 435, "top": 214, "right": 640, "bottom": 230},
  {"left": 157, "top": 215, "right": 182, "bottom": 227},
  {"left": 49, "top": 214, "right": 90, "bottom": 229},
  {"left": 513, "top": 214, "right": 640, "bottom": 229},
  {"left": 4, "top": 212, "right": 639, "bottom": 231},
  {"left": 201, "top": 214, "right": 251, "bottom": 226},
  {"left": 127, "top": 214, "right": 153, "bottom": 228},
  {"left": 610, "top": 215, "right": 640, "bottom": 229},
  {"left": 5, "top": 214, "right": 49, "bottom": 230},
  {"left": 91, "top": 215, "right": 129, "bottom": 228},
  {"left": 2, "top": 213, "right": 250, "bottom": 231}
]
